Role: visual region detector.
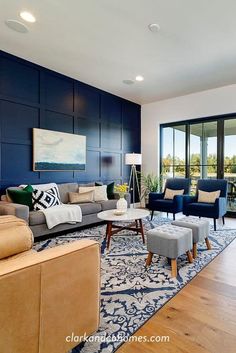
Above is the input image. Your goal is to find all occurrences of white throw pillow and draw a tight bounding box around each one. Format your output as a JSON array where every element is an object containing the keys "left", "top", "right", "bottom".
[
  {"left": 78, "top": 186, "right": 96, "bottom": 201},
  {"left": 198, "top": 189, "right": 220, "bottom": 203},
  {"left": 94, "top": 185, "right": 108, "bottom": 202},
  {"left": 164, "top": 188, "right": 184, "bottom": 200},
  {"left": 79, "top": 186, "right": 95, "bottom": 194}
]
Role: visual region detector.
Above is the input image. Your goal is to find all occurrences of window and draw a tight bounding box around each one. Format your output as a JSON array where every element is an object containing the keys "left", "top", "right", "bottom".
[{"left": 160, "top": 116, "right": 236, "bottom": 215}]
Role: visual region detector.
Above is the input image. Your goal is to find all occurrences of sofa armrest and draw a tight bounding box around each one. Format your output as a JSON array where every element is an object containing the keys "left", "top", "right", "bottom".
[
  {"left": 214, "top": 197, "right": 227, "bottom": 216},
  {"left": 0, "top": 239, "right": 100, "bottom": 275},
  {"left": 0, "top": 239, "right": 100, "bottom": 353},
  {"left": 113, "top": 192, "right": 131, "bottom": 206},
  {"left": 0, "top": 201, "right": 29, "bottom": 223}
]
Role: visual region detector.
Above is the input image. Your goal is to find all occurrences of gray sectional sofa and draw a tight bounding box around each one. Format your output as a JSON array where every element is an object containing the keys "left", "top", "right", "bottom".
[{"left": 0, "top": 182, "right": 130, "bottom": 238}]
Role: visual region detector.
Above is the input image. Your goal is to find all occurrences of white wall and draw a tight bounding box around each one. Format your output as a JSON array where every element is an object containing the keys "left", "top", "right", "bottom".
[{"left": 141, "top": 84, "right": 236, "bottom": 175}]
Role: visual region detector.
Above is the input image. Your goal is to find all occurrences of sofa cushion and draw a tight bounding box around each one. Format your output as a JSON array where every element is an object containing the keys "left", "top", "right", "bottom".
[
  {"left": 0, "top": 216, "right": 33, "bottom": 259},
  {"left": 57, "top": 183, "right": 78, "bottom": 204},
  {"left": 29, "top": 211, "right": 46, "bottom": 226},
  {"left": 100, "top": 199, "right": 117, "bottom": 211},
  {"left": 80, "top": 203, "right": 102, "bottom": 215},
  {"left": 29, "top": 202, "right": 103, "bottom": 225}
]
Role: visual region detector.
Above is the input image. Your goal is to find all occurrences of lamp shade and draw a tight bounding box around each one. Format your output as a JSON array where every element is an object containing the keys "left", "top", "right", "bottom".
[{"left": 125, "top": 153, "right": 142, "bottom": 165}]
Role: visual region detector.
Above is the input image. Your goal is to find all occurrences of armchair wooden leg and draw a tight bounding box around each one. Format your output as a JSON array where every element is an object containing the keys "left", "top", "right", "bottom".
[
  {"left": 186, "top": 250, "right": 193, "bottom": 263},
  {"left": 150, "top": 210, "right": 154, "bottom": 221},
  {"left": 171, "top": 259, "right": 177, "bottom": 277},
  {"left": 193, "top": 243, "right": 197, "bottom": 259},
  {"left": 222, "top": 216, "right": 225, "bottom": 225},
  {"left": 205, "top": 237, "right": 212, "bottom": 250},
  {"left": 146, "top": 252, "right": 153, "bottom": 267},
  {"left": 213, "top": 219, "right": 216, "bottom": 231},
  {"left": 173, "top": 213, "right": 176, "bottom": 220}
]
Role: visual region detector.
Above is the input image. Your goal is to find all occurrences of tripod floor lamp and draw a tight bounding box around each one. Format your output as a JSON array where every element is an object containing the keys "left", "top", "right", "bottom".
[{"left": 125, "top": 153, "right": 142, "bottom": 208}]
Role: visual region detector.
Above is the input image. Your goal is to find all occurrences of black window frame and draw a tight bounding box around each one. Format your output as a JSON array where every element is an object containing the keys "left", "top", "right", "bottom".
[{"left": 160, "top": 112, "right": 236, "bottom": 216}]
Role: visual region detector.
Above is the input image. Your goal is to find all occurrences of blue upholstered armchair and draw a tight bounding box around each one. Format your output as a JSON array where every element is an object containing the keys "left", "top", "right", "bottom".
[
  {"left": 183, "top": 179, "right": 228, "bottom": 231},
  {"left": 149, "top": 178, "right": 191, "bottom": 220}
]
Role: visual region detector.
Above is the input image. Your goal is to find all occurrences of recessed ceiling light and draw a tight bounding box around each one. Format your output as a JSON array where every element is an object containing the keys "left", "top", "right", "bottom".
[
  {"left": 148, "top": 23, "right": 160, "bottom": 33},
  {"left": 135, "top": 75, "right": 144, "bottom": 82},
  {"left": 20, "top": 11, "right": 36, "bottom": 23},
  {"left": 123, "top": 79, "right": 135, "bottom": 85},
  {"left": 5, "top": 19, "right": 28, "bottom": 33}
]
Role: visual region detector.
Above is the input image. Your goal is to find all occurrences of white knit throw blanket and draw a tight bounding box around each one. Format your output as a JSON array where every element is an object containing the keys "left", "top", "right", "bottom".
[{"left": 42, "top": 204, "right": 82, "bottom": 229}]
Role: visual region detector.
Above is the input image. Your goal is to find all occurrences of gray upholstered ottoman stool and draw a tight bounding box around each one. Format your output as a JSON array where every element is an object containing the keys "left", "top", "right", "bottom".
[
  {"left": 146, "top": 224, "right": 193, "bottom": 277},
  {"left": 172, "top": 217, "right": 211, "bottom": 259}
]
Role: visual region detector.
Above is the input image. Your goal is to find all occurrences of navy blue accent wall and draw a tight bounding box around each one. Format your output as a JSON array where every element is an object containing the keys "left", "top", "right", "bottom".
[{"left": 0, "top": 51, "right": 141, "bottom": 191}]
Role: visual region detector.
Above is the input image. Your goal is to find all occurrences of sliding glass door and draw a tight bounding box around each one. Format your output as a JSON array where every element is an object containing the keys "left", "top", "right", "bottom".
[
  {"left": 189, "top": 121, "right": 217, "bottom": 192},
  {"left": 160, "top": 115, "right": 236, "bottom": 216},
  {"left": 162, "top": 125, "right": 185, "bottom": 184}
]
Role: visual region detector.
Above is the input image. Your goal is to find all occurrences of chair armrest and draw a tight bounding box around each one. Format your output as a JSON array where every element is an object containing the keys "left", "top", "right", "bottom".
[
  {"left": 0, "top": 201, "right": 29, "bottom": 223},
  {"left": 148, "top": 192, "right": 165, "bottom": 209},
  {"left": 113, "top": 192, "right": 131, "bottom": 206},
  {"left": 183, "top": 195, "right": 197, "bottom": 205},
  {"left": 214, "top": 197, "right": 227, "bottom": 216},
  {"left": 173, "top": 195, "right": 184, "bottom": 208},
  {"left": 182, "top": 195, "right": 197, "bottom": 213},
  {"left": 149, "top": 192, "right": 164, "bottom": 202}
]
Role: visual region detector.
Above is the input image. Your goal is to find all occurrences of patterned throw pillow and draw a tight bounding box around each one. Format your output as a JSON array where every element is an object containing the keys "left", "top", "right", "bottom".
[{"left": 32, "top": 187, "right": 61, "bottom": 211}]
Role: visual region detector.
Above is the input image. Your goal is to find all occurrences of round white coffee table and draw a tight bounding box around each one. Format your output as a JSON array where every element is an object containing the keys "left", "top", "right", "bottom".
[{"left": 97, "top": 208, "right": 150, "bottom": 249}]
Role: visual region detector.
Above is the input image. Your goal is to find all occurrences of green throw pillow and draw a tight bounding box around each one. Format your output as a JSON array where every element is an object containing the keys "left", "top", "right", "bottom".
[
  {"left": 8, "top": 185, "right": 34, "bottom": 210},
  {"left": 107, "top": 182, "right": 115, "bottom": 199},
  {"left": 95, "top": 181, "right": 115, "bottom": 199}
]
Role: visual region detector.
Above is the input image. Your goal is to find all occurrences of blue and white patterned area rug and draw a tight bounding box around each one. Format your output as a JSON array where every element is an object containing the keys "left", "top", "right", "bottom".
[{"left": 34, "top": 216, "right": 236, "bottom": 353}]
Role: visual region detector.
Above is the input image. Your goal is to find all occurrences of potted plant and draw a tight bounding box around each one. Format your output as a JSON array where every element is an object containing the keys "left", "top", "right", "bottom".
[{"left": 139, "top": 173, "right": 162, "bottom": 207}]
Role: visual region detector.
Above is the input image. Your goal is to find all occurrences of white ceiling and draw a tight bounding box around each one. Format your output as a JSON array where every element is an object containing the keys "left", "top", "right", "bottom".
[{"left": 1, "top": 0, "right": 236, "bottom": 104}]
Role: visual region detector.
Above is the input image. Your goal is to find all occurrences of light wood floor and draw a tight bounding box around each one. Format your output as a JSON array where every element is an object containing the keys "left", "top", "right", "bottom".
[{"left": 117, "top": 217, "right": 236, "bottom": 353}]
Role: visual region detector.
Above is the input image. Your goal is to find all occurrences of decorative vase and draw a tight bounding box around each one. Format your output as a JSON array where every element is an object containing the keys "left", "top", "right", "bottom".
[{"left": 116, "top": 196, "right": 128, "bottom": 212}]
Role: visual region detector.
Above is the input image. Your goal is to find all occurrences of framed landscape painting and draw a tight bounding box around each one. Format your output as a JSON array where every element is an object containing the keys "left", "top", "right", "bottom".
[{"left": 33, "top": 128, "right": 86, "bottom": 171}]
